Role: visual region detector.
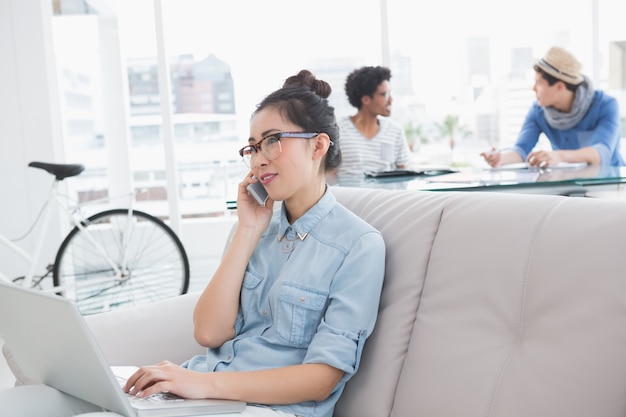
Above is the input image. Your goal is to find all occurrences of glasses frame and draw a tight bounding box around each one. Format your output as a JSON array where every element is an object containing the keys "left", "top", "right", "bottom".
[
  {"left": 238, "top": 132, "right": 319, "bottom": 166},
  {"left": 374, "top": 90, "right": 392, "bottom": 100}
]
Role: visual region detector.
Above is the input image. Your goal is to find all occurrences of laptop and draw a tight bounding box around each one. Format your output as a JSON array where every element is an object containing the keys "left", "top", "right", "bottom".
[{"left": 0, "top": 281, "right": 246, "bottom": 416}]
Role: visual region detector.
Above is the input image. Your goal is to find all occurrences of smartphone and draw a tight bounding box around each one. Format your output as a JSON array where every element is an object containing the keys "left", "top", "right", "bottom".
[{"left": 246, "top": 181, "right": 269, "bottom": 207}]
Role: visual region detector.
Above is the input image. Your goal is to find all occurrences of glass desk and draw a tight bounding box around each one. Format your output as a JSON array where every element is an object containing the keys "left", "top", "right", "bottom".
[{"left": 330, "top": 165, "right": 626, "bottom": 197}]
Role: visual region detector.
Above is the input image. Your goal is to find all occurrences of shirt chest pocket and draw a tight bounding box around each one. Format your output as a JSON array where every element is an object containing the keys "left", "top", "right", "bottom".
[{"left": 276, "top": 282, "right": 328, "bottom": 348}]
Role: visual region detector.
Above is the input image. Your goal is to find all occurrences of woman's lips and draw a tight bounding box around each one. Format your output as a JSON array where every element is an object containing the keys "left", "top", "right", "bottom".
[{"left": 259, "top": 173, "right": 276, "bottom": 185}]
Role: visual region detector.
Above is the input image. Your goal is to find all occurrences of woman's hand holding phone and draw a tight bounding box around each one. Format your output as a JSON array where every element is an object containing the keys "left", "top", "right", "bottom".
[
  {"left": 246, "top": 181, "right": 269, "bottom": 207},
  {"left": 236, "top": 174, "right": 273, "bottom": 233}
]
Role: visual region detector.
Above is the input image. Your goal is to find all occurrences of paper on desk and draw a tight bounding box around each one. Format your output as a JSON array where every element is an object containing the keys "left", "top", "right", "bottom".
[
  {"left": 489, "top": 162, "right": 588, "bottom": 171},
  {"left": 427, "top": 170, "right": 541, "bottom": 184}
]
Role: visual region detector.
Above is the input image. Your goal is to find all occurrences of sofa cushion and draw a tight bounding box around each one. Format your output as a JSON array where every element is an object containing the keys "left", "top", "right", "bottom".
[
  {"left": 331, "top": 187, "right": 456, "bottom": 417},
  {"left": 85, "top": 292, "right": 204, "bottom": 367},
  {"left": 331, "top": 187, "right": 626, "bottom": 417},
  {"left": 393, "top": 191, "right": 626, "bottom": 416}
]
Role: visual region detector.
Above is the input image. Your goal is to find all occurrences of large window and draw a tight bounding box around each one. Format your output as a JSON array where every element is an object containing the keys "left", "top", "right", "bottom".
[{"left": 50, "top": 0, "right": 626, "bottom": 218}]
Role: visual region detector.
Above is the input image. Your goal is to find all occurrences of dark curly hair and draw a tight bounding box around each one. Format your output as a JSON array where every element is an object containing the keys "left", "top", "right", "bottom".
[
  {"left": 253, "top": 70, "right": 341, "bottom": 172},
  {"left": 344, "top": 66, "right": 392, "bottom": 109}
]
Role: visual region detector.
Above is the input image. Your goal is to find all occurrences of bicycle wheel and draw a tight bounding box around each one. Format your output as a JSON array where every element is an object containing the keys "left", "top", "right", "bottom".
[{"left": 53, "top": 209, "right": 190, "bottom": 315}]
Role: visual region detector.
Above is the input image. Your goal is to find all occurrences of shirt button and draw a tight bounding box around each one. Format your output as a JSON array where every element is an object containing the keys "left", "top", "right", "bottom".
[
  {"left": 263, "top": 309, "right": 268, "bottom": 315},
  {"left": 300, "top": 296, "right": 305, "bottom": 302},
  {"left": 227, "top": 355, "right": 232, "bottom": 360}
]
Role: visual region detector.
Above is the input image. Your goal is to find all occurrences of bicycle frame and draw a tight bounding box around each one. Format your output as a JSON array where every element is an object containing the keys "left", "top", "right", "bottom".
[
  {"left": 0, "top": 180, "right": 59, "bottom": 285},
  {"left": 0, "top": 178, "right": 136, "bottom": 292}
]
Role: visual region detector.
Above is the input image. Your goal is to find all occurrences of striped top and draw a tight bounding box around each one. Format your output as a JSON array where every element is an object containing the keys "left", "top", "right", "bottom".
[{"left": 336, "top": 115, "right": 412, "bottom": 176}]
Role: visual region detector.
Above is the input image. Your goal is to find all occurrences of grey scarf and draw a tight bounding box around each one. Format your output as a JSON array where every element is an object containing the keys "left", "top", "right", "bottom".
[{"left": 543, "top": 75, "right": 595, "bottom": 130}]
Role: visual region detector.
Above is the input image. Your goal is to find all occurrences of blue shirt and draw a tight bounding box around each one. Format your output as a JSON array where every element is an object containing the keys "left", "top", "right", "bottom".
[
  {"left": 513, "top": 90, "right": 624, "bottom": 166},
  {"left": 183, "top": 189, "right": 386, "bottom": 417}
]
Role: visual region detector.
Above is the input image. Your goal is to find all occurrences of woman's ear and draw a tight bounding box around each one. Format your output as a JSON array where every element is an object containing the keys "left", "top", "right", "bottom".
[{"left": 311, "top": 133, "right": 331, "bottom": 161}]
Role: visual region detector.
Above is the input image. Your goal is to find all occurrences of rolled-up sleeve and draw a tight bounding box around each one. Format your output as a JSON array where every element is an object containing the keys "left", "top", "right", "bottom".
[
  {"left": 513, "top": 104, "right": 543, "bottom": 160},
  {"left": 303, "top": 230, "right": 385, "bottom": 377}
]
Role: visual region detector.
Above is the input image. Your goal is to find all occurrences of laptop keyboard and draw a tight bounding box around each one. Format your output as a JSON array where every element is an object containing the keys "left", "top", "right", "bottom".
[
  {"left": 117, "top": 374, "right": 184, "bottom": 403},
  {"left": 128, "top": 391, "right": 184, "bottom": 403}
]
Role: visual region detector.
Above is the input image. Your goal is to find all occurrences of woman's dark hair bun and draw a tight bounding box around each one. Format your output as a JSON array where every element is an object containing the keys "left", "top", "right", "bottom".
[
  {"left": 283, "top": 69, "right": 332, "bottom": 99},
  {"left": 255, "top": 69, "right": 340, "bottom": 172}
]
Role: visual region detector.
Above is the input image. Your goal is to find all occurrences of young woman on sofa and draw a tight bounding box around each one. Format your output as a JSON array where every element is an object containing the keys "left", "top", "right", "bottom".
[{"left": 0, "top": 70, "right": 386, "bottom": 417}]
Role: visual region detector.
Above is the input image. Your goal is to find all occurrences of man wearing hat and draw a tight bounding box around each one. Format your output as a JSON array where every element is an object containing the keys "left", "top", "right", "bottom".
[{"left": 481, "top": 46, "right": 624, "bottom": 167}]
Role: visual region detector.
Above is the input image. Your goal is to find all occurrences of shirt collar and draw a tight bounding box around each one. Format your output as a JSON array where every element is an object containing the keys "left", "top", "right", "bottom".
[{"left": 278, "top": 185, "right": 335, "bottom": 242}]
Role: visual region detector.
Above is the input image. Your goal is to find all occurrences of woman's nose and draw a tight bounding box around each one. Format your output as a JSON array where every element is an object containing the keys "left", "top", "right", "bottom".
[{"left": 251, "top": 152, "right": 269, "bottom": 169}]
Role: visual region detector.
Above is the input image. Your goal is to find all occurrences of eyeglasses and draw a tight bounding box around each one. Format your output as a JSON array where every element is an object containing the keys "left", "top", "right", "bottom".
[
  {"left": 375, "top": 90, "right": 392, "bottom": 100},
  {"left": 238, "top": 132, "right": 320, "bottom": 167}
]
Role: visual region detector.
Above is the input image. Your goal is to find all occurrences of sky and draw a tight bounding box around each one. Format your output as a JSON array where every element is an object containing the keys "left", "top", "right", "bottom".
[
  {"left": 61, "top": 0, "right": 626, "bottom": 136},
  {"left": 105, "top": 1, "right": 621, "bottom": 99}
]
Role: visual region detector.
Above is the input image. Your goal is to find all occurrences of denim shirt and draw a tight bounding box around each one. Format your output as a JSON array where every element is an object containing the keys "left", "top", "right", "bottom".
[
  {"left": 513, "top": 90, "right": 624, "bottom": 166},
  {"left": 183, "top": 189, "right": 386, "bottom": 417}
]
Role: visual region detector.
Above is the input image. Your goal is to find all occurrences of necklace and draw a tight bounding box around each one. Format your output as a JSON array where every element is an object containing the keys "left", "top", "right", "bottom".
[{"left": 278, "top": 227, "right": 307, "bottom": 254}]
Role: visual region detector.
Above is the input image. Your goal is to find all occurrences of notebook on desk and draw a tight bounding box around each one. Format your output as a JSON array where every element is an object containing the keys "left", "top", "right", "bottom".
[
  {"left": 364, "top": 168, "right": 457, "bottom": 178},
  {"left": 0, "top": 281, "right": 246, "bottom": 417}
]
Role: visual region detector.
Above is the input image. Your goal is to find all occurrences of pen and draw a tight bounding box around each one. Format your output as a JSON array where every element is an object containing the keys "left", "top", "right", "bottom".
[{"left": 486, "top": 147, "right": 512, "bottom": 155}]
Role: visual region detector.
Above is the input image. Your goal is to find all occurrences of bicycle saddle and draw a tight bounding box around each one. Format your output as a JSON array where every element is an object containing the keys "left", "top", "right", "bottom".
[{"left": 28, "top": 161, "right": 85, "bottom": 180}]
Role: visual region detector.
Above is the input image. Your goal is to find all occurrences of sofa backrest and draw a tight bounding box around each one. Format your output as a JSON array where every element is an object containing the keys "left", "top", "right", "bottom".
[{"left": 331, "top": 187, "right": 626, "bottom": 417}]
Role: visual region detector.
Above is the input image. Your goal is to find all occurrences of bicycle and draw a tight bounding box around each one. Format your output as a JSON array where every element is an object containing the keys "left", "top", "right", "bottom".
[{"left": 0, "top": 161, "right": 190, "bottom": 315}]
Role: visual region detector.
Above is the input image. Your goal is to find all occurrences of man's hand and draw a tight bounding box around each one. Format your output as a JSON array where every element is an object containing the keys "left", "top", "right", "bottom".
[
  {"left": 480, "top": 148, "right": 502, "bottom": 167},
  {"left": 526, "top": 150, "right": 560, "bottom": 168}
]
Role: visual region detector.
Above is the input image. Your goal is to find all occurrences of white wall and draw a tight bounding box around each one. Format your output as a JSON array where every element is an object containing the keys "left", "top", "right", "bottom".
[{"left": 0, "top": 0, "right": 66, "bottom": 279}]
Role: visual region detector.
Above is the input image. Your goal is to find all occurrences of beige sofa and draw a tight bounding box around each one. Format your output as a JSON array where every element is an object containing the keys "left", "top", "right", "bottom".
[{"left": 6, "top": 186, "right": 626, "bottom": 416}]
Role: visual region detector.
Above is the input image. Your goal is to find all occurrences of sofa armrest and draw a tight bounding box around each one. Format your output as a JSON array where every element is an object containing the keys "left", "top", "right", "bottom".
[
  {"left": 85, "top": 292, "right": 205, "bottom": 366},
  {"left": 2, "top": 293, "right": 205, "bottom": 386}
]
